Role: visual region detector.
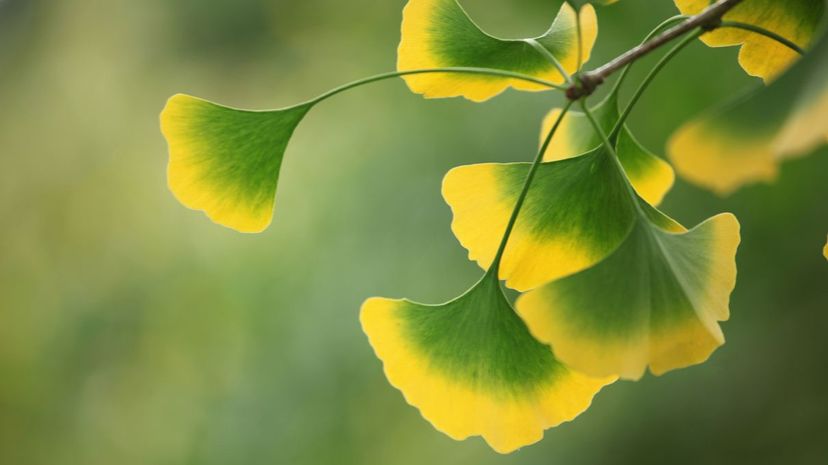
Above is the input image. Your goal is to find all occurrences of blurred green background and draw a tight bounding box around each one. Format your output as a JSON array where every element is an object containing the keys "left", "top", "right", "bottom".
[{"left": 1, "top": 0, "right": 827, "bottom": 463}]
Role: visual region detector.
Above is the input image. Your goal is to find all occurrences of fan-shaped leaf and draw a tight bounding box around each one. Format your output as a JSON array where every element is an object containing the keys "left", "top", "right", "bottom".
[
  {"left": 540, "top": 93, "right": 675, "bottom": 205},
  {"left": 444, "top": 148, "right": 635, "bottom": 292},
  {"left": 444, "top": 123, "right": 679, "bottom": 292},
  {"left": 397, "top": 0, "right": 597, "bottom": 101},
  {"left": 517, "top": 211, "right": 740, "bottom": 380},
  {"left": 160, "top": 94, "right": 311, "bottom": 233},
  {"left": 360, "top": 272, "right": 613, "bottom": 453},
  {"left": 674, "top": 0, "right": 824, "bottom": 81},
  {"left": 668, "top": 29, "right": 828, "bottom": 194}
]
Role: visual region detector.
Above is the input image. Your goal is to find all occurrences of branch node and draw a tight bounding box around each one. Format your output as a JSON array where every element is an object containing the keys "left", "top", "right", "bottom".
[{"left": 566, "top": 74, "right": 604, "bottom": 100}]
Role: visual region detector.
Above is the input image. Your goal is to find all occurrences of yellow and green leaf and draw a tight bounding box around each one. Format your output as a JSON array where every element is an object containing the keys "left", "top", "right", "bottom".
[
  {"left": 540, "top": 93, "right": 675, "bottom": 205},
  {"left": 444, "top": 108, "right": 677, "bottom": 293},
  {"left": 669, "top": 28, "right": 828, "bottom": 194},
  {"left": 397, "top": 0, "right": 597, "bottom": 101},
  {"left": 160, "top": 94, "right": 311, "bottom": 233},
  {"left": 772, "top": 37, "right": 828, "bottom": 157},
  {"left": 360, "top": 272, "right": 614, "bottom": 453},
  {"left": 517, "top": 210, "right": 741, "bottom": 380},
  {"left": 444, "top": 147, "right": 636, "bottom": 292},
  {"left": 674, "top": 0, "right": 824, "bottom": 81}
]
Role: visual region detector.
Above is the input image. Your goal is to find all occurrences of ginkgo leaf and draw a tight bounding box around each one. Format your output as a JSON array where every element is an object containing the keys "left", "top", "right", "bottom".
[
  {"left": 540, "top": 93, "right": 675, "bottom": 205},
  {"left": 674, "top": 0, "right": 824, "bottom": 81},
  {"left": 444, "top": 129, "right": 681, "bottom": 293},
  {"left": 397, "top": 0, "right": 597, "bottom": 101},
  {"left": 772, "top": 39, "right": 828, "bottom": 157},
  {"left": 668, "top": 28, "right": 828, "bottom": 194},
  {"left": 160, "top": 94, "right": 311, "bottom": 233},
  {"left": 360, "top": 272, "right": 614, "bottom": 454},
  {"left": 444, "top": 148, "right": 635, "bottom": 292},
  {"left": 516, "top": 211, "right": 741, "bottom": 380}
]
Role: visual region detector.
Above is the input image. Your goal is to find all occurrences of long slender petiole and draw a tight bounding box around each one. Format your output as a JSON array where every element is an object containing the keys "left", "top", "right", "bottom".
[
  {"left": 309, "top": 67, "right": 566, "bottom": 105},
  {"left": 581, "top": 99, "right": 620, "bottom": 161},
  {"left": 580, "top": 99, "right": 644, "bottom": 211},
  {"left": 576, "top": 8, "right": 584, "bottom": 72},
  {"left": 487, "top": 100, "right": 575, "bottom": 278},
  {"left": 718, "top": 21, "right": 806, "bottom": 55},
  {"left": 609, "top": 30, "right": 703, "bottom": 141}
]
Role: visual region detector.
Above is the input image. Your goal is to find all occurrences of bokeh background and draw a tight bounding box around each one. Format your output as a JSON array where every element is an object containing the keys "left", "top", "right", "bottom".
[{"left": 1, "top": 0, "right": 827, "bottom": 463}]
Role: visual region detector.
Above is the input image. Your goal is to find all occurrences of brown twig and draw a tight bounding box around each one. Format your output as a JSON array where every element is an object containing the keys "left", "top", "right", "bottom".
[{"left": 567, "top": 0, "right": 744, "bottom": 100}]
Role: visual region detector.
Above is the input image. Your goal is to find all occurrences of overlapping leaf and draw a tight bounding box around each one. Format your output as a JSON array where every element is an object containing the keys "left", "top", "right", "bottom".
[
  {"left": 669, "top": 28, "right": 828, "bottom": 194},
  {"left": 517, "top": 208, "right": 740, "bottom": 380},
  {"left": 445, "top": 137, "right": 739, "bottom": 379},
  {"left": 444, "top": 105, "right": 675, "bottom": 292},
  {"left": 444, "top": 148, "right": 636, "bottom": 292},
  {"left": 160, "top": 94, "right": 311, "bottom": 232},
  {"left": 674, "top": 0, "right": 824, "bottom": 81},
  {"left": 540, "top": 93, "right": 675, "bottom": 205},
  {"left": 157, "top": 0, "right": 756, "bottom": 451},
  {"left": 397, "top": 0, "right": 597, "bottom": 101},
  {"left": 360, "top": 272, "right": 614, "bottom": 453}
]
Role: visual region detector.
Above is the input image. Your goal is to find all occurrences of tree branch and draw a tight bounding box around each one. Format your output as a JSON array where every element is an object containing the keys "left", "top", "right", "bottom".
[{"left": 567, "top": 0, "right": 745, "bottom": 100}]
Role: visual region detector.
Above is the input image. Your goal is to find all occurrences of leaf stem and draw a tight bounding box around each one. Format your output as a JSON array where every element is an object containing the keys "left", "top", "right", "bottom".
[
  {"left": 609, "top": 30, "right": 702, "bottom": 140},
  {"left": 488, "top": 100, "right": 574, "bottom": 277},
  {"left": 309, "top": 67, "right": 566, "bottom": 105},
  {"left": 579, "top": 99, "right": 644, "bottom": 212},
  {"left": 718, "top": 21, "right": 806, "bottom": 54},
  {"left": 580, "top": 99, "right": 619, "bottom": 161},
  {"left": 576, "top": 7, "right": 584, "bottom": 72}
]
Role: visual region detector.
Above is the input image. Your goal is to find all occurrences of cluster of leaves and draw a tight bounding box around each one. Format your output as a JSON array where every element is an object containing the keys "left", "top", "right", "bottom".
[{"left": 159, "top": 0, "right": 828, "bottom": 454}]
